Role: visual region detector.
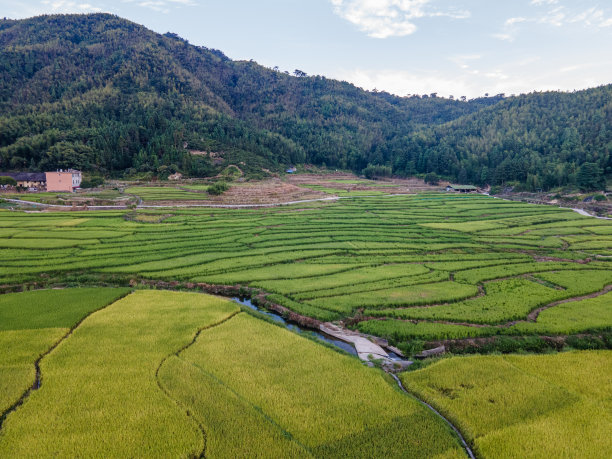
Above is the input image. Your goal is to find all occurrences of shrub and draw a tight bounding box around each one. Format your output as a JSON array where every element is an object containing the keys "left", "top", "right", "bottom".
[
  {"left": 424, "top": 172, "right": 439, "bottom": 185},
  {"left": 565, "top": 335, "right": 606, "bottom": 350},
  {"left": 0, "top": 176, "right": 17, "bottom": 186},
  {"left": 208, "top": 181, "right": 229, "bottom": 195},
  {"left": 80, "top": 176, "right": 104, "bottom": 188},
  {"left": 362, "top": 164, "right": 392, "bottom": 179}
]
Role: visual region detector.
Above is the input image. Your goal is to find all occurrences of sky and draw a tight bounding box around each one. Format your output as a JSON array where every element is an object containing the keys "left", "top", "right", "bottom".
[{"left": 2, "top": 0, "right": 612, "bottom": 98}]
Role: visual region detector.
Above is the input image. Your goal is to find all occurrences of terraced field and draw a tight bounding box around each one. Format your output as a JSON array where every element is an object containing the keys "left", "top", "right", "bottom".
[
  {"left": 1, "top": 192, "right": 611, "bottom": 457},
  {"left": 0, "top": 193, "right": 610, "bottom": 345}
]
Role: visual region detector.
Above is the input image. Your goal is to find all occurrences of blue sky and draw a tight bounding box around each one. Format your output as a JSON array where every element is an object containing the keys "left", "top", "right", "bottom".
[{"left": 3, "top": 0, "right": 612, "bottom": 98}]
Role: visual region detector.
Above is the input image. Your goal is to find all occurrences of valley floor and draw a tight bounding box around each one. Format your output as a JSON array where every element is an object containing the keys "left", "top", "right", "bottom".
[{"left": 0, "top": 191, "right": 611, "bottom": 457}]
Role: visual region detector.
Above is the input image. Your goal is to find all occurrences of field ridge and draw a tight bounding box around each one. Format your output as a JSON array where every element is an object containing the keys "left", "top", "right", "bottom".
[
  {"left": 154, "top": 308, "right": 242, "bottom": 459},
  {"left": 0, "top": 288, "right": 132, "bottom": 433}
]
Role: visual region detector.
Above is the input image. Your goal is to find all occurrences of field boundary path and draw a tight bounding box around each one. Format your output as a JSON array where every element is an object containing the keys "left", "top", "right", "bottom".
[
  {"left": 0, "top": 290, "right": 132, "bottom": 433},
  {"left": 390, "top": 374, "right": 476, "bottom": 459},
  {"left": 5, "top": 194, "right": 417, "bottom": 210},
  {"left": 154, "top": 309, "right": 242, "bottom": 459}
]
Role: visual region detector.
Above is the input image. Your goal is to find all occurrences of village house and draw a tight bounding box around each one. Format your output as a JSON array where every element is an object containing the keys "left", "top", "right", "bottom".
[
  {"left": 1, "top": 169, "right": 82, "bottom": 192},
  {"left": 46, "top": 169, "right": 82, "bottom": 192},
  {"left": 0, "top": 172, "right": 46, "bottom": 190}
]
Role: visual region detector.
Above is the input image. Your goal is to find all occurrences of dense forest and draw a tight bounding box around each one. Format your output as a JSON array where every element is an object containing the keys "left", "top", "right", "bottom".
[{"left": 0, "top": 14, "right": 610, "bottom": 189}]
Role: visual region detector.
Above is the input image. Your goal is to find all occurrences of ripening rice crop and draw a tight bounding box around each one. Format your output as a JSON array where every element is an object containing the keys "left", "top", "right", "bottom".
[
  {"left": 160, "top": 311, "right": 466, "bottom": 458},
  {"left": 400, "top": 351, "right": 612, "bottom": 458},
  {"left": 0, "top": 288, "right": 130, "bottom": 420},
  {"left": 0, "top": 290, "right": 239, "bottom": 457}
]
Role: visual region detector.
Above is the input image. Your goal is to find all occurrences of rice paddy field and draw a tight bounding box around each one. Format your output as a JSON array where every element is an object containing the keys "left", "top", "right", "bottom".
[
  {"left": 1, "top": 192, "right": 611, "bottom": 457},
  {"left": 0, "top": 290, "right": 465, "bottom": 458},
  {"left": 1, "top": 193, "right": 610, "bottom": 341},
  {"left": 401, "top": 351, "right": 612, "bottom": 458}
]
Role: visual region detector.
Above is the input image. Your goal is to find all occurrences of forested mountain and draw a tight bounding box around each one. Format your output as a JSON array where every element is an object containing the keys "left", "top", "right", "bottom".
[
  {"left": 0, "top": 14, "right": 610, "bottom": 189},
  {"left": 395, "top": 88, "right": 612, "bottom": 190}
]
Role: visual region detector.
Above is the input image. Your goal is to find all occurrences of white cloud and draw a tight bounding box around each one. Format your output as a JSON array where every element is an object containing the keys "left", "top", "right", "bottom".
[
  {"left": 138, "top": 1, "right": 169, "bottom": 13},
  {"left": 600, "top": 18, "right": 612, "bottom": 27},
  {"left": 494, "top": 2, "right": 612, "bottom": 41},
  {"left": 334, "top": 67, "right": 520, "bottom": 99},
  {"left": 532, "top": 2, "right": 612, "bottom": 28},
  {"left": 330, "top": 0, "right": 470, "bottom": 38},
  {"left": 334, "top": 55, "right": 612, "bottom": 99},
  {"left": 505, "top": 17, "right": 527, "bottom": 26},
  {"left": 125, "top": 0, "right": 197, "bottom": 13},
  {"left": 40, "top": 0, "right": 102, "bottom": 13},
  {"left": 531, "top": 0, "right": 559, "bottom": 5}
]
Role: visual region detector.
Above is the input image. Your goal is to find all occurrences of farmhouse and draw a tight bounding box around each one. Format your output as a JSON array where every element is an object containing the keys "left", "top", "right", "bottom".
[
  {"left": 0, "top": 172, "right": 46, "bottom": 189},
  {"left": 46, "top": 169, "right": 82, "bottom": 192},
  {"left": 446, "top": 184, "right": 479, "bottom": 193}
]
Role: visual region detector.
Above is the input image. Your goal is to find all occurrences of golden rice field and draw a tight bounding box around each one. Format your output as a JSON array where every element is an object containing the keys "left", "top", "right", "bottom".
[
  {"left": 401, "top": 351, "right": 612, "bottom": 458},
  {"left": 0, "top": 290, "right": 464, "bottom": 458}
]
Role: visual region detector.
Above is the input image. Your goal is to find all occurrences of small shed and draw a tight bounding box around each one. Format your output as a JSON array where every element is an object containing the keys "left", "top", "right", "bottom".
[{"left": 446, "top": 184, "right": 479, "bottom": 193}]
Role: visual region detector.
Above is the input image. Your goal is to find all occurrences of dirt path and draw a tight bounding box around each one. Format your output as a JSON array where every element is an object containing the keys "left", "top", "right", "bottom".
[{"left": 5, "top": 193, "right": 420, "bottom": 210}]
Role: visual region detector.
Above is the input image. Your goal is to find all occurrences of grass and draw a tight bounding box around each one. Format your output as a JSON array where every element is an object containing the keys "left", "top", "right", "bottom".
[
  {"left": 0, "top": 290, "right": 239, "bottom": 457},
  {"left": 401, "top": 351, "right": 612, "bottom": 458}
]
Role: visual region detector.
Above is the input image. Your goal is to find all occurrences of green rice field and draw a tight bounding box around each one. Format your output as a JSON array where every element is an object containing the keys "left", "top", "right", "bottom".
[{"left": 0, "top": 193, "right": 610, "bottom": 342}]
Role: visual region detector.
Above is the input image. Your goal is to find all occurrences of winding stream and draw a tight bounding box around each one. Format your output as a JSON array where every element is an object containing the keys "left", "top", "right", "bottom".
[{"left": 231, "top": 297, "right": 358, "bottom": 356}]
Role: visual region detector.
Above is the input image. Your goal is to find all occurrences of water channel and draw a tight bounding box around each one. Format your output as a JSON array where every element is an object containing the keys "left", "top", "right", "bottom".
[{"left": 232, "top": 297, "right": 404, "bottom": 361}]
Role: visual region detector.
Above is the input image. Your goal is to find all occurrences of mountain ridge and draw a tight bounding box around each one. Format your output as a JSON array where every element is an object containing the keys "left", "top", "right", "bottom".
[{"left": 0, "top": 13, "right": 609, "bottom": 189}]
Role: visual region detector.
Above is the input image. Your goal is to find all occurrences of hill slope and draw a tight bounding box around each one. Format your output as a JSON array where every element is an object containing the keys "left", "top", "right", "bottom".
[
  {"left": 0, "top": 14, "right": 610, "bottom": 189},
  {"left": 0, "top": 14, "right": 487, "bottom": 177}
]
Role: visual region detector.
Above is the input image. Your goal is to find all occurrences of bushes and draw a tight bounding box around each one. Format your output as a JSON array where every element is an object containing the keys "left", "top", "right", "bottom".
[
  {"left": 362, "top": 163, "right": 392, "bottom": 179},
  {"left": 207, "top": 181, "right": 229, "bottom": 195},
  {"left": 0, "top": 176, "right": 17, "bottom": 186},
  {"left": 80, "top": 176, "right": 104, "bottom": 188}
]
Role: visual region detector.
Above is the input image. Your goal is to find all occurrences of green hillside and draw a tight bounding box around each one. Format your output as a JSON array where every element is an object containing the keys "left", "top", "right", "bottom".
[{"left": 0, "top": 14, "right": 610, "bottom": 189}]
